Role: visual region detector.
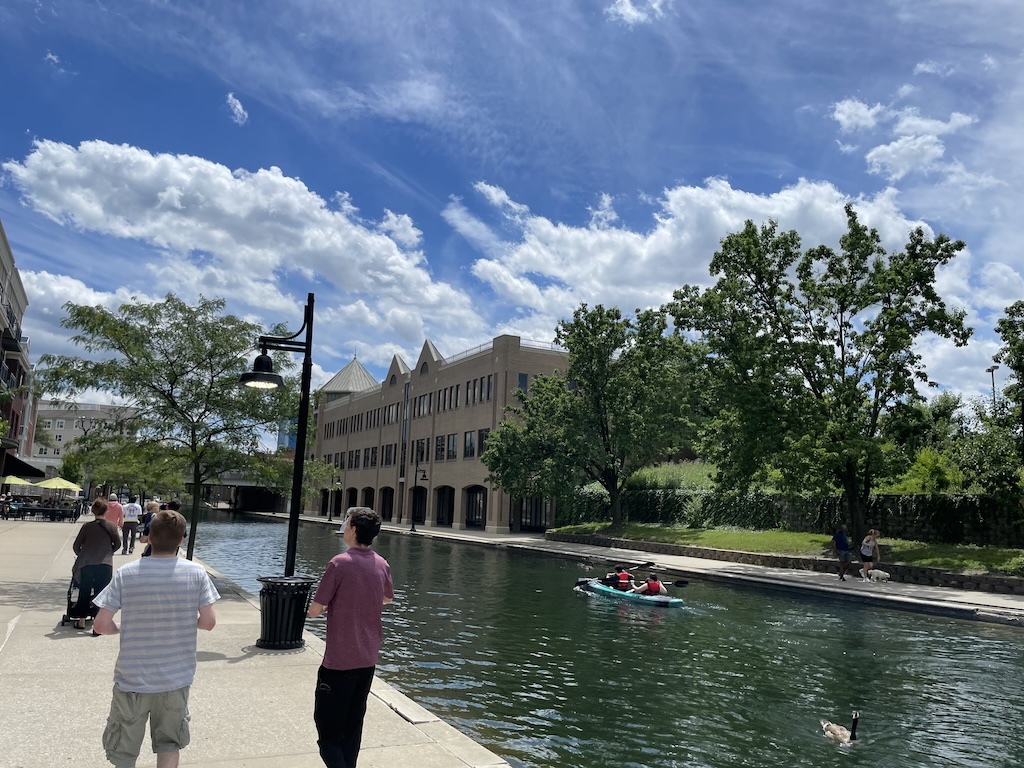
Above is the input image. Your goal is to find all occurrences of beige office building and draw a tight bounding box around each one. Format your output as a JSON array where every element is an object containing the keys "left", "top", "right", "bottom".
[{"left": 313, "top": 334, "right": 567, "bottom": 532}]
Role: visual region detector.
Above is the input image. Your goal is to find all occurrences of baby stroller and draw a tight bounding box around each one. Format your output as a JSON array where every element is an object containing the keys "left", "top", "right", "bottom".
[{"left": 60, "top": 576, "right": 83, "bottom": 627}]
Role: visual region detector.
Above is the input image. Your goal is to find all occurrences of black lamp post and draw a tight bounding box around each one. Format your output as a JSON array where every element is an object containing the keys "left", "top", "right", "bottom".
[
  {"left": 240, "top": 292, "right": 314, "bottom": 578},
  {"left": 240, "top": 292, "right": 316, "bottom": 651},
  {"left": 986, "top": 364, "right": 999, "bottom": 413},
  {"left": 409, "top": 445, "right": 427, "bottom": 532}
]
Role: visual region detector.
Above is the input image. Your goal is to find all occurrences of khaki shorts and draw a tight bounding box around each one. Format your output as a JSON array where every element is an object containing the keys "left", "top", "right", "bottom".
[{"left": 102, "top": 685, "right": 191, "bottom": 767}]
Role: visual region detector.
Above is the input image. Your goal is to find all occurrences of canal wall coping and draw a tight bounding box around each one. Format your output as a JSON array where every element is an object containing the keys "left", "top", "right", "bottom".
[{"left": 544, "top": 532, "right": 1024, "bottom": 595}]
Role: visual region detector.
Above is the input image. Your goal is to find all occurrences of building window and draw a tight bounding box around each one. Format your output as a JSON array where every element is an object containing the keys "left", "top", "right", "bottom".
[
  {"left": 44, "top": 420, "right": 53, "bottom": 429},
  {"left": 478, "top": 428, "right": 490, "bottom": 455},
  {"left": 420, "top": 362, "right": 428, "bottom": 374},
  {"left": 447, "top": 433, "right": 458, "bottom": 460},
  {"left": 363, "top": 447, "right": 371, "bottom": 467},
  {"left": 56, "top": 434, "right": 63, "bottom": 442},
  {"left": 435, "top": 435, "right": 445, "bottom": 462},
  {"left": 390, "top": 374, "right": 397, "bottom": 385},
  {"left": 518, "top": 373, "right": 528, "bottom": 391},
  {"left": 38, "top": 447, "right": 48, "bottom": 455},
  {"left": 56, "top": 419, "right": 65, "bottom": 429},
  {"left": 464, "top": 431, "right": 476, "bottom": 459},
  {"left": 54, "top": 448, "right": 61, "bottom": 456},
  {"left": 384, "top": 444, "right": 394, "bottom": 466},
  {"left": 370, "top": 446, "right": 378, "bottom": 467}
]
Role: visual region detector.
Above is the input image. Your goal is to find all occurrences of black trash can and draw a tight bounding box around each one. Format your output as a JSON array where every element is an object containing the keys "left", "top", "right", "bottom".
[{"left": 256, "top": 575, "right": 317, "bottom": 650}]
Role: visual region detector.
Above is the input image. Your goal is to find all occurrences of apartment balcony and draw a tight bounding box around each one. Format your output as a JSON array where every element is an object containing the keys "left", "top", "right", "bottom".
[{"left": 1, "top": 304, "right": 22, "bottom": 351}]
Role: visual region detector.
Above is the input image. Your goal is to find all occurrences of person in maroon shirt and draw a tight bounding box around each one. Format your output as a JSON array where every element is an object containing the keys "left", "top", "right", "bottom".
[{"left": 307, "top": 506, "right": 393, "bottom": 768}]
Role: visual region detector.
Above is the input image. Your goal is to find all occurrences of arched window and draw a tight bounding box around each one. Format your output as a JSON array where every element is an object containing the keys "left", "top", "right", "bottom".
[
  {"left": 420, "top": 362, "right": 428, "bottom": 374},
  {"left": 389, "top": 374, "right": 397, "bottom": 386}
]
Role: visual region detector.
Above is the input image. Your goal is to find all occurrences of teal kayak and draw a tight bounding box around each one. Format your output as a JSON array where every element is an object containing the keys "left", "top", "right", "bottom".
[{"left": 578, "top": 578, "right": 684, "bottom": 608}]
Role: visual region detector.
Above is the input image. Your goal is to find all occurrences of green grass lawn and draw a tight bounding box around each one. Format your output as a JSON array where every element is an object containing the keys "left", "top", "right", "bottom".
[{"left": 552, "top": 523, "right": 1024, "bottom": 576}]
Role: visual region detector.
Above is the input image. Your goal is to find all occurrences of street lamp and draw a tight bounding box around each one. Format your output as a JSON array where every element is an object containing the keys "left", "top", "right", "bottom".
[
  {"left": 986, "top": 364, "right": 999, "bottom": 412},
  {"left": 240, "top": 292, "right": 314, "bottom": 577},
  {"left": 409, "top": 444, "right": 427, "bottom": 532}
]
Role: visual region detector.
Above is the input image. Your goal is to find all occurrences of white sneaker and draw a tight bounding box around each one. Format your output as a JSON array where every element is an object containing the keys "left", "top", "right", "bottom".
[{"left": 863, "top": 577, "right": 870, "bottom": 582}]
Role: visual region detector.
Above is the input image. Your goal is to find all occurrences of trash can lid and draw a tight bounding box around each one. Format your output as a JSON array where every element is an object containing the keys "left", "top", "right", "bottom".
[{"left": 257, "top": 575, "right": 317, "bottom": 585}]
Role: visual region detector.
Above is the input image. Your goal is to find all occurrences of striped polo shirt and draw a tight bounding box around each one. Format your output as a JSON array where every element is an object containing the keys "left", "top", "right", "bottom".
[{"left": 94, "top": 556, "right": 220, "bottom": 693}]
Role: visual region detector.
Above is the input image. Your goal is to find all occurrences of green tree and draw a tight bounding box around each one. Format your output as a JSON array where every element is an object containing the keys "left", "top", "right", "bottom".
[
  {"left": 994, "top": 300, "right": 1024, "bottom": 463},
  {"left": 37, "top": 294, "right": 294, "bottom": 559},
  {"left": 482, "top": 304, "right": 691, "bottom": 526},
  {"left": 667, "top": 205, "right": 972, "bottom": 536}
]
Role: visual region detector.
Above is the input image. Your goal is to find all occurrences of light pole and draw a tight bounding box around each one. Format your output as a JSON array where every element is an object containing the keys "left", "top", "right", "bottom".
[
  {"left": 240, "top": 292, "right": 314, "bottom": 577},
  {"left": 409, "top": 443, "right": 427, "bottom": 532},
  {"left": 986, "top": 364, "right": 999, "bottom": 412}
]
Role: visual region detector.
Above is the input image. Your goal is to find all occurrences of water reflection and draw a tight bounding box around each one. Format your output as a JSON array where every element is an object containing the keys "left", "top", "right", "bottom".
[{"left": 193, "top": 510, "right": 1024, "bottom": 768}]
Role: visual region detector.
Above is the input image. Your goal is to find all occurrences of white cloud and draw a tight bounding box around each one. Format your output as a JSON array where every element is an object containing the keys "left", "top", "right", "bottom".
[
  {"left": 225, "top": 92, "right": 249, "bottom": 126},
  {"left": 913, "top": 60, "right": 955, "bottom": 77},
  {"left": 605, "top": 0, "right": 671, "bottom": 27},
  {"left": 44, "top": 51, "right": 59, "bottom": 65},
  {"left": 462, "top": 177, "right": 944, "bottom": 338},
  {"left": 3, "top": 139, "right": 486, "bottom": 369},
  {"left": 831, "top": 99, "right": 887, "bottom": 132},
  {"left": 865, "top": 135, "right": 945, "bottom": 181},
  {"left": 588, "top": 193, "right": 620, "bottom": 229},
  {"left": 892, "top": 109, "right": 975, "bottom": 136},
  {"left": 836, "top": 141, "right": 858, "bottom": 155},
  {"left": 895, "top": 84, "right": 917, "bottom": 99}
]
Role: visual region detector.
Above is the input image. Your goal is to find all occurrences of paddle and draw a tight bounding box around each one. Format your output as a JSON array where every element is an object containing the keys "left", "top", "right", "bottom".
[{"left": 574, "top": 576, "right": 689, "bottom": 589}]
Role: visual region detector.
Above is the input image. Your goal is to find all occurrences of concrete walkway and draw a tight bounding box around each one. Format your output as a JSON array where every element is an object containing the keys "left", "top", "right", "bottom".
[{"left": 0, "top": 517, "right": 509, "bottom": 768}]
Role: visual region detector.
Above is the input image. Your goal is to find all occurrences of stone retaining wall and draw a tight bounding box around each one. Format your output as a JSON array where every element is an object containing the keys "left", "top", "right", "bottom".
[{"left": 545, "top": 532, "right": 1024, "bottom": 595}]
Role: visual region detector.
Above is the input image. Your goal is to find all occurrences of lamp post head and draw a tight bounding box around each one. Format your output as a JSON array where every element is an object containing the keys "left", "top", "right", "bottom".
[{"left": 240, "top": 352, "right": 284, "bottom": 389}]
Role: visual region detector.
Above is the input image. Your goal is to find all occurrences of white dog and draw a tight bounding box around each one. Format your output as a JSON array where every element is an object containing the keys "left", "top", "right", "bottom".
[{"left": 868, "top": 569, "right": 890, "bottom": 582}]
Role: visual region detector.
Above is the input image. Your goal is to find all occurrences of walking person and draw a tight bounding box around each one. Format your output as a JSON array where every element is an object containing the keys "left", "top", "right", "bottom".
[
  {"left": 121, "top": 495, "right": 142, "bottom": 555},
  {"left": 71, "top": 498, "right": 122, "bottom": 631},
  {"left": 106, "top": 493, "right": 125, "bottom": 534},
  {"left": 93, "top": 508, "right": 219, "bottom": 768},
  {"left": 860, "top": 529, "right": 882, "bottom": 582},
  {"left": 831, "top": 523, "right": 853, "bottom": 581},
  {"left": 307, "top": 506, "right": 394, "bottom": 768}
]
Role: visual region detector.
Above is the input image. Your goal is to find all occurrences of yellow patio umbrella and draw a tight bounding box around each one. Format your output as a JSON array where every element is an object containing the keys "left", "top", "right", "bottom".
[
  {"left": 34, "top": 477, "right": 83, "bottom": 492},
  {"left": 1, "top": 475, "right": 36, "bottom": 487}
]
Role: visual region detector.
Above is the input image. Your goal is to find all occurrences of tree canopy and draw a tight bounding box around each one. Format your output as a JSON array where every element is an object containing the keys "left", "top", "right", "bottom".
[
  {"left": 37, "top": 293, "right": 295, "bottom": 559},
  {"left": 667, "top": 204, "right": 972, "bottom": 535},
  {"left": 482, "top": 304, "right": 693, "bottom": 526}
]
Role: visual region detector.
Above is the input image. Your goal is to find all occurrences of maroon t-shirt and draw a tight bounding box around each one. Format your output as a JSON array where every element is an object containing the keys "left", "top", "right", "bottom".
[{"left": 313, "top": 546, "right": 393, "bottom": 671}]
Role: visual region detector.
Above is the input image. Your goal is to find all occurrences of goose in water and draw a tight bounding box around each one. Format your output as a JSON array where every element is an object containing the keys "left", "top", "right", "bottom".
[{"left": 820, "top": 711, "right": 859, "bottom": 744}]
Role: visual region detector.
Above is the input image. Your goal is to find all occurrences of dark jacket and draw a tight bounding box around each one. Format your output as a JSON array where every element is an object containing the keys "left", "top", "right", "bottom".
[{"left": 72, "top": 518, "right": 120, "bottom": 582}]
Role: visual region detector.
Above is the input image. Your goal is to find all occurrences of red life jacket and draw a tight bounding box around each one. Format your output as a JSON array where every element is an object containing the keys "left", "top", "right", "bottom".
[
  {"left": 643, "top": 579, "right": 662, "bottom": 595},
  {"left": 616, "top": 571, "right": 631, "bottom": 589}
]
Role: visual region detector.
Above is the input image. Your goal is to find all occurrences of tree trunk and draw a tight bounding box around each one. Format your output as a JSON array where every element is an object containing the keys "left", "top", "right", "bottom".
[
  {"left": 608, "top": 482, "right": 623, "bottom": 528},
  {"left": 840, "top": 471, "right": 868, "bottom": 540},
  {"left": 185, "top": 461, "right": 202, "bottom": 561}
]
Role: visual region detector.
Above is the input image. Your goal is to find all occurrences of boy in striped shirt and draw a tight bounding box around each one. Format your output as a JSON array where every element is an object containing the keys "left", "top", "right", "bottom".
[{"left": 94, "top": 509, "right": 219, "bottom": 768}]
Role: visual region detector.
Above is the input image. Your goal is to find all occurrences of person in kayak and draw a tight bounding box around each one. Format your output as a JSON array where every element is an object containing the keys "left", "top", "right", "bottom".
[
  {"left": 632, "top": 573, "right": 668, "bottom": 596},
  {"left": 602, "top": 565, "right": 636, "bottom": 590}
]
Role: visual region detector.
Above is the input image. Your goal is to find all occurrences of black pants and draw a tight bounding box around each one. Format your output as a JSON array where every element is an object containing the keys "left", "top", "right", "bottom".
[
  {"left": 313, "top": 665, "right": 375, "bottom": 768},
  {"left": 121, "top": 522, "right": 139, "bottom": 553},
  {"left": 73, "top": 564, "right": 113, "bottom": 620}
]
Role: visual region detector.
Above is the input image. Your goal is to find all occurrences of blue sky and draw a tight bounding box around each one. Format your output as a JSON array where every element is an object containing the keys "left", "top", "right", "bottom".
[{"left": 1, "top": 0, "right": 1021, "bottom": 400}]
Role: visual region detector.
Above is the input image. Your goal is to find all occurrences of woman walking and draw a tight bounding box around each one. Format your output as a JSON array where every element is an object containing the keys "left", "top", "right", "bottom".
[
  {"left": 70, "top": 498, "right": 120, "bottom": 631},
  {"left": 859, "top": 529, "right": 881, "bottom": 582}
]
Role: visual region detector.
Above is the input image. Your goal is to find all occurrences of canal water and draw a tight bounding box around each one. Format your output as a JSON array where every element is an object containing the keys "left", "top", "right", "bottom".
[{"left": 192, "top": 510, "right": 1024, "bottom": 768}]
